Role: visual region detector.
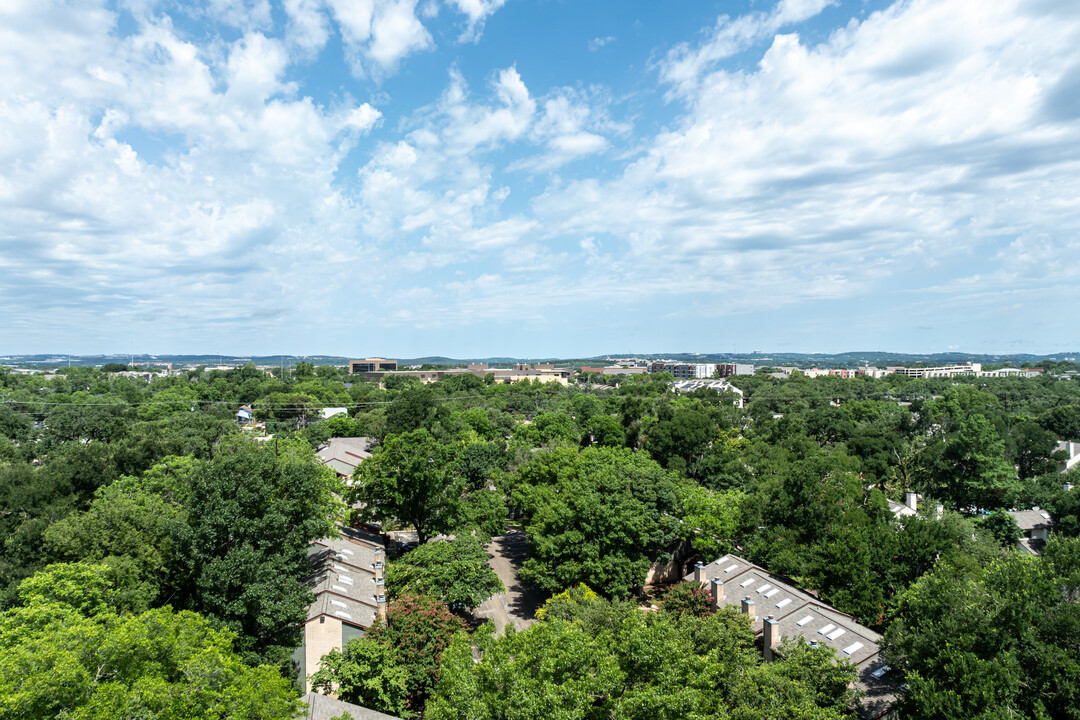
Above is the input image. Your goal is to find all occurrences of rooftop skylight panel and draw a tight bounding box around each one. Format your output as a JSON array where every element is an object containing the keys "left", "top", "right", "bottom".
[
  {"left": 740, "top": 578, "right": 755, "bottom": 588},
  {"left": 817, "top": 623, "right": 837, "bottom": 636},
  {"left": 826, "top": 628, "right": 846, "bottom": 640},
  {"left": 775, "top": 598, "right": 792, "bottom": 609},
  {"left": 756, "top": 583, "right": 771, "bottom": 593},
  {"left": 843, "top": 642, "right": 864, "bottom": 656},
  {"left": 724, "top": 564, "right": 739, "bottom": 573},
  {"left": 764, "top": 588, "right": 780, "bottom": 598},
  {"left": 796, "top": 615, "right": 814, "bottom": 626}
]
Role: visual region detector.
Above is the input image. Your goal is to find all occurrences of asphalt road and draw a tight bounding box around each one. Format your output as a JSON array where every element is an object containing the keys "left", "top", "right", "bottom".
[{"left": 474, "top": 529, "right": 543, "bottom": 634}]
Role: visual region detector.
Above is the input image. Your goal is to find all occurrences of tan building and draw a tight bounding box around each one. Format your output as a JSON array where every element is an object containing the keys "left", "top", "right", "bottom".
[
  {"left": 349, "top": 358, "right": 398, "bottom": 373},
  {"left": 353, "top": 363, "right": 572, "bottom": 386},
  {"left": 689, "top": 554, "right": 898, "bottom": 719},
  {"left": 296, "top": 528, "right": 387, "bottom": 692}
]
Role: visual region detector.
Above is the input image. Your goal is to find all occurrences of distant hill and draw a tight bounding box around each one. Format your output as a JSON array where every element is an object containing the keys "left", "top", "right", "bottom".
[{"left": 2, "top": 350, "right": 1076, "bottom": 370}]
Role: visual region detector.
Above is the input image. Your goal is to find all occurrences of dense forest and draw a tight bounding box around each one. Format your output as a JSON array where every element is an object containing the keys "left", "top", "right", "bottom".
[{"left": 1, "top": 362, "right": 1079, "bottom": 719}]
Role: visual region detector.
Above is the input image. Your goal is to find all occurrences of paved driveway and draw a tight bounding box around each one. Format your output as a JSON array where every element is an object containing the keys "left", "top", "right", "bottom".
[{"left": 474, "top": 529, "right": 544, "bottom": 634}]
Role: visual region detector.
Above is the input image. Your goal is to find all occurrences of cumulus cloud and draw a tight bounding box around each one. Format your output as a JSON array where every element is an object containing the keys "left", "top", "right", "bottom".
[
  {"left": 519, "top": 0, "right": 1080, "bottom": 321},
  {"left": 326, "top": 0, "right": 433, "bottom": 77},
  {"left": 2, "top": 0, "right": 1079, "bottom": 353},
  {"left": 444, "top": 0, "right": 507, "bottom": 42},
  {"left": 659, "top": 0, "right": 835, "bottom": 96},
  {"left": 0, "top": 0, "right": 381, "bottom": 349}
]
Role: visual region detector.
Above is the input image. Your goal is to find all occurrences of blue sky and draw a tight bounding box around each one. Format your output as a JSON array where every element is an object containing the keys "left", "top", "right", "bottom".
[{"left": 1, "top": 0, "right": 1078, "bottom": 358}]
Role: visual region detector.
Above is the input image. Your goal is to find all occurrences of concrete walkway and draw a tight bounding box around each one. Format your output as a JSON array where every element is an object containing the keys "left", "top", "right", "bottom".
[{"left": 474, "top": 530, "right": 543, "bottom": 635}]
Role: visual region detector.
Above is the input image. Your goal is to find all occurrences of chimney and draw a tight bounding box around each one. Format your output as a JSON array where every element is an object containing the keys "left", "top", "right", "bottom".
[
  {"left": 376, "top": 591, "right": 387, "bottom": 622},
  {"left": 711, "top": 579, "right": 725, "bottom": 611},
  {"left": 741, "top": 596, "right": 756, "bottom": 620},
  {"left": 695, "top": 563, "right": 707, "bottom": 585},
  {"left": 906, "top": 492, "right": 918, "bottom": 511},
  {"left": 763, "top": 615, "right": 780, "bottom": 661}
]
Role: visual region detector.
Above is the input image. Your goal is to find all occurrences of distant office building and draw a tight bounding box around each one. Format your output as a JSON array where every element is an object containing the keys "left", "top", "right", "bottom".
[
  {"left": 349, "top": 358, "right": 398, "bottom": 373},
  {"left": 350, "top": 362, "right": 572, "bottom": 386},
  {"left": 580, "top": 365, "right": 648, "bottom": 376},
  {"left": 891, "top": 362, "right": 981, "bottom": 378},
  {"left": 650, "top": 362, "right": 716, "bottom": 379},
  {"left": 715, "top": 363, "right": 754, "bottom": 377}
]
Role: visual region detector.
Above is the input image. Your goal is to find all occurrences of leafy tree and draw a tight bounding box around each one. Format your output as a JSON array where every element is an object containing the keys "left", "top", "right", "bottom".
[
  {"left": 516, "top": 446, "right": 679, "bottom": 598},
  {"left": 350, "top": 429, "right": 464, "bottom": 543},
  {"left": 676, "top": 482, "right": 746, "bottom": 560},
  {"left": 427, "top": 592, "right": 857, "bottom": 720},
  {"left": 316, "top": 594, "right": 465, "bottom": 716},
  {"left": 310, "top": 639, "right": 410, "bottom": 718},
  {"left": 925, "top": 415, "right": 1020, "bottom": 511},
  {"left": 0, "top": 564, "right": 301, "bottom": 720},
  {"left": 44, "top": 477, "right": 187, "bottom": 613},
  {"left": 1042, "top": 405, "right": 1080, "bottom": 441},
  {"left": 176, "top": 438, "right": 340, "bottom": 665},
  {"left": 661, "top": 581, "right": 712, "bottom": 618},
  {"left": 644, "top": 406, "right": 715, "bottom": 475},
  {"left": 1008, "top": 420, "right": 1063, "bottom": 480},
  {"left": 582, "top": 414, "right": 626, "bottom": 448},
  {"left": 977, "top": 508, "right": 1022, "bottom": 547},
  {"left": 385, "top": 535, "right": 504, "bottom": 610},
  {"left": 883, "top": 541, "right": 1080, "bottom": 720},
  {"left": 1048, "top": 481, "right": 1080, "bottom": 537},
  {"left": 0, "top": 406, "right": 32, "bottom": 442},
  {"left": 385, "top": 385, "right": 439, "bottom": 434}
]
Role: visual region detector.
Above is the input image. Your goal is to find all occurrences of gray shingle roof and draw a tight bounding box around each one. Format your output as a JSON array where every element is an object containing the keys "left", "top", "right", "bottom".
[
  {"left": 687, "top": 554, "right": 899, "bottom": 719},
  {"left": 300, "top": 692, "right": 402, "bottom": 720}
]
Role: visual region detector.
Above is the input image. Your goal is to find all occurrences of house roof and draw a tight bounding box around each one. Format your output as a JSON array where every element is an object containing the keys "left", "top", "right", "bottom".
[
  {"left": 305, "top": 529, "right": 385, "bottom": 629},
  {"left": 887, "top": 499, "right": 917, "bottom": 518},
  {"left": 300, "top": 692, "right": 402, "bottom": 720},
  {"left": 1008, "top": 509, "right": 1053, "bottom": 531},
  {"left": 316, "top": 437, "right": 373, "bottom": 476},
  {"left": 687, "top": 554, "right": 899, "bottom": 719}
]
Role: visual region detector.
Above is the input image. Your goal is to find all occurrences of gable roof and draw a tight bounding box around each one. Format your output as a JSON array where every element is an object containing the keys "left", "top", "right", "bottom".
[
  {"left": 687, "top": 554, "right": 898, "bottom": 719},
  {"left": 300, "top": 692, "right": 402, "bottom": 720}
]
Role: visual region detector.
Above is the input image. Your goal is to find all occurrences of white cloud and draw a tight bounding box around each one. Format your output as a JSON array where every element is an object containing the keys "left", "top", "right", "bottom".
[
  {"left": 444, "top": 0, "right": 507, "bottom": 42},
  {"left": 659, "top": 0, "right": 835, "bottom": 97},
  {"left": 589, "top": 35, "right": 615, "bottom": 51},
  {"left": 283, "top": 0, "right": 331, "bottom": 56},
  {"left": 326, "top": 0, "right": 433, "bottom": 77},
  {"left": 523, "top": 0, "right": 1080, "bottom": 316},
  {"left": 0, "top": 0, "right": 384, "bottom": 347}
]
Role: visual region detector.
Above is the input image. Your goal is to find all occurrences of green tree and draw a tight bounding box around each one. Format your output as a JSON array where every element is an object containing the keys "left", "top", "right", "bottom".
[
  {"left": 309, "top": 639, "right": 410, "bottom": 718},
  {"left": 883, "top": 540, "right": 1080, "bottom": 720},
  {"left": 427, "top": 592, "right": 857, "bottom": 720},
  {"left": 0, "top": 564, "right": 301, "bottom": 720},
  {"left": 1008, "top": 420, "right": 1063, "bottom": 480},
  {"left": 316, "top": 594, "right": 465, "bottom": 716},
  {"left": 676, "top": 482, "right": 746, "bottom": 560},
  {"left": 977, "top": 508, "right": 1022, "bottom": 547},
  {"left": 385, "top": 535, "right": 504, "bottom": 610},
  {"left": 43, "top": 477, "right": 187, "bottom": 613},
  {"left": 350, "top": 430, "right": 463, "bottom": 543},
  {"left": 177, "top": 439, "right": 340, "bottom": 665},
  {"left": 927, "top": 415, "right": 1020, "bottom": 511},
  {"left": 516, "top": 446, "right": 679, "bottom": 598}
]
